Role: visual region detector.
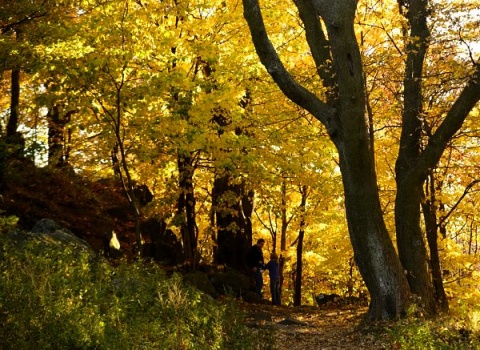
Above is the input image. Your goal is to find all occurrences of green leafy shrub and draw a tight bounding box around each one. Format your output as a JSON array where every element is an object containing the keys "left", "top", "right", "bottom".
[
  {"left": 389, "top": 304, "right": 480, "bottom": 349},
  {"left": 0, "top": 229, "right": 271, "bottom": 350}
]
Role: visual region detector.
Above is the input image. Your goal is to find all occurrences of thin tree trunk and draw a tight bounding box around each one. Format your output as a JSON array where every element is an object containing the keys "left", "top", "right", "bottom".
[
  {"left": 7, "top": 68, "right": 20, "bottom": 140},
  {"left": 115, "top": 138, "right": 143, "bottom": 252},
  {"left": 293, "top": 185, "right": 307, "bottom": 306},
  {"left": 47, "top": 105, "right": 75, "bottom": 167},
  {"left": 422, "top": 172, "right": 448, "bottom": 311},
  {"left": 279, "top": 177, "right": 288, "bottom": 305},
  {"left": 7, "top": 29, "right": 22, "bottom": 147},
  {"left": 107, "top": 85, "right": 143, "bottom": 253}
]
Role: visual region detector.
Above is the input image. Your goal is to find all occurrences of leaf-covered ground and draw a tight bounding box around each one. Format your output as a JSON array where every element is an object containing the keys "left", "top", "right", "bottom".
[{"left": 241, "top": 302, "right": 393, "bottom": 349}]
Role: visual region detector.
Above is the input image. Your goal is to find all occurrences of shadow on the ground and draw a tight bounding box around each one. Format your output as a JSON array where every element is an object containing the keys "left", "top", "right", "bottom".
[{"left": 240, "top": 302, "right": 393, "bottom": 350}]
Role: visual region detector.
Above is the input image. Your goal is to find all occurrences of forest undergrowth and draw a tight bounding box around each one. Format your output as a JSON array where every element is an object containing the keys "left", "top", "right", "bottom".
[
  {"left": 1, "top": 221, "right": 480, "bottom": 349},
  {"left": 1, "top": 164, "right": 480, "bottom": 349}
]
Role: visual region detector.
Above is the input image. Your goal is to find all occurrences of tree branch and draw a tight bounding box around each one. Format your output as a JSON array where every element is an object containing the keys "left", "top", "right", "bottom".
[
  {"left": 1, "top": 10, "right": 48, "bottom": 34},
  {"left": 438, "top": 179, "right": 480, "bottom": 227},
  {"left": 294, "top": 0, "right": 336, "bottom": 93},
  {"left": 414, "top": 61, "right": 480, "bottom": 178},
  {"left": 242, "top": 0, "right": 335, "bottom": 128}
]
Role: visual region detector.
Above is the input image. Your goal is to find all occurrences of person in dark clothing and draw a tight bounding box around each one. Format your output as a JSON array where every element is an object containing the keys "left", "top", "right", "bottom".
[
  {"left": 247, "top": 239, "right": 265, "bottom": 298},
  {"left": 266, "top": 252, "right": 281, "bottom": 305}
]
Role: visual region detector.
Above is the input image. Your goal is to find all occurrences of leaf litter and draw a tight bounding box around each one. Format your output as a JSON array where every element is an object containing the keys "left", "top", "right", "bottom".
[{"left": 241, "top": 302, "right": 393, "bottom": 349}]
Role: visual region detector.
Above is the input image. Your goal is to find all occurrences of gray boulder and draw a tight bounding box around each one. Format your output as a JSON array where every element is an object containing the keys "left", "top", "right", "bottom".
[
  {"left": 8, "top": 218, "right": 97, "bottom": 258},
  {"left": 210, "top": 268, "right": 251, "bottom": 297},
  {"left": 31, "top": 218, "right": 93, "bottom": 250},
  {"left": 183, "top": 271, "right": 217, "bottom": 297}
]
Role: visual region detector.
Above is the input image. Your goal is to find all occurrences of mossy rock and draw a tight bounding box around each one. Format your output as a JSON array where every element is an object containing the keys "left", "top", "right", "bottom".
[
  {"left": 210, "top": 268, "right": 251, "bottom": 297},
  {"left": 183, "top": 271, "right": 217, "bottom": 297}
]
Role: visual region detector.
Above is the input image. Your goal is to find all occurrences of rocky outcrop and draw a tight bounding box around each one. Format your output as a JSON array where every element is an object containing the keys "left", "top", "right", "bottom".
[{"left": 7, "top": 218, "right": 98, "bottom": 258}]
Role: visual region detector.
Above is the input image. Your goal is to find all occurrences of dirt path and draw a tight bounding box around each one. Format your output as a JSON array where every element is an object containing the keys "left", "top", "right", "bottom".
[{"left": 241, "top": 303, "right": 393, "bottom": 349}]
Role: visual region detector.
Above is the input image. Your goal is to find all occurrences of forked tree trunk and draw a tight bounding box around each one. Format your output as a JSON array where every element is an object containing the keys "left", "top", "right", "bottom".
[
  {"left": 395, "top": 177, "right": 436, "bottom": 312},
  {"left": 243, "top": 0, "right": 411, "bottom": 319},
  {"left": 244, "top": 0, "right": 480, "bottom": 320}
]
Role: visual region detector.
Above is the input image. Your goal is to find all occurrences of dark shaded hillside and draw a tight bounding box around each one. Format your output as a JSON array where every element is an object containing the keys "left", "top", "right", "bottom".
[{"left": 0, "top": 160, "right": 136, "bottom": 256}]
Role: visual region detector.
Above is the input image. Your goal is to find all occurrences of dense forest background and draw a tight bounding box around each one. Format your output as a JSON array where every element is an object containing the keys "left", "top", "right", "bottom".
[{"left": 1, "top": 0, "right": 480, "bottom": 346}]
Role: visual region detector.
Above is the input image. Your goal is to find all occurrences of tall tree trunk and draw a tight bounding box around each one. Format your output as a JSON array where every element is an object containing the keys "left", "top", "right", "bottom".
[
  {"left": 293, "top": 185, "right": 307, "bottom": 306},
  {"left": 395, "top": 1, "right": 480, "bottom": 313},
  {"left": 177, "top": 151, "right": 198, "bottom": 269},
  {"left": 339, "top": 132, "right": 411, "bottom": 320},
  {"left": 6, "top": 67, "right": 25, "bottom": 159},
  {"left": 279, "top": 177, "right": 288, "bottom": 305},
  {"left": 422, "top": 170, "right": 448, "bottom": 311},
  {"left": 395, "top": 0, "right": 437, "bottom": 314}
]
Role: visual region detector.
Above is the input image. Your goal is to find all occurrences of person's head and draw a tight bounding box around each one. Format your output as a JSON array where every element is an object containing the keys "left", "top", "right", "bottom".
[
  {"left": 270, "top": 252, "right": 278, "bottom": 260},
  {"left": 256, "top": 238, "right": 265, "bottom": 248}
]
